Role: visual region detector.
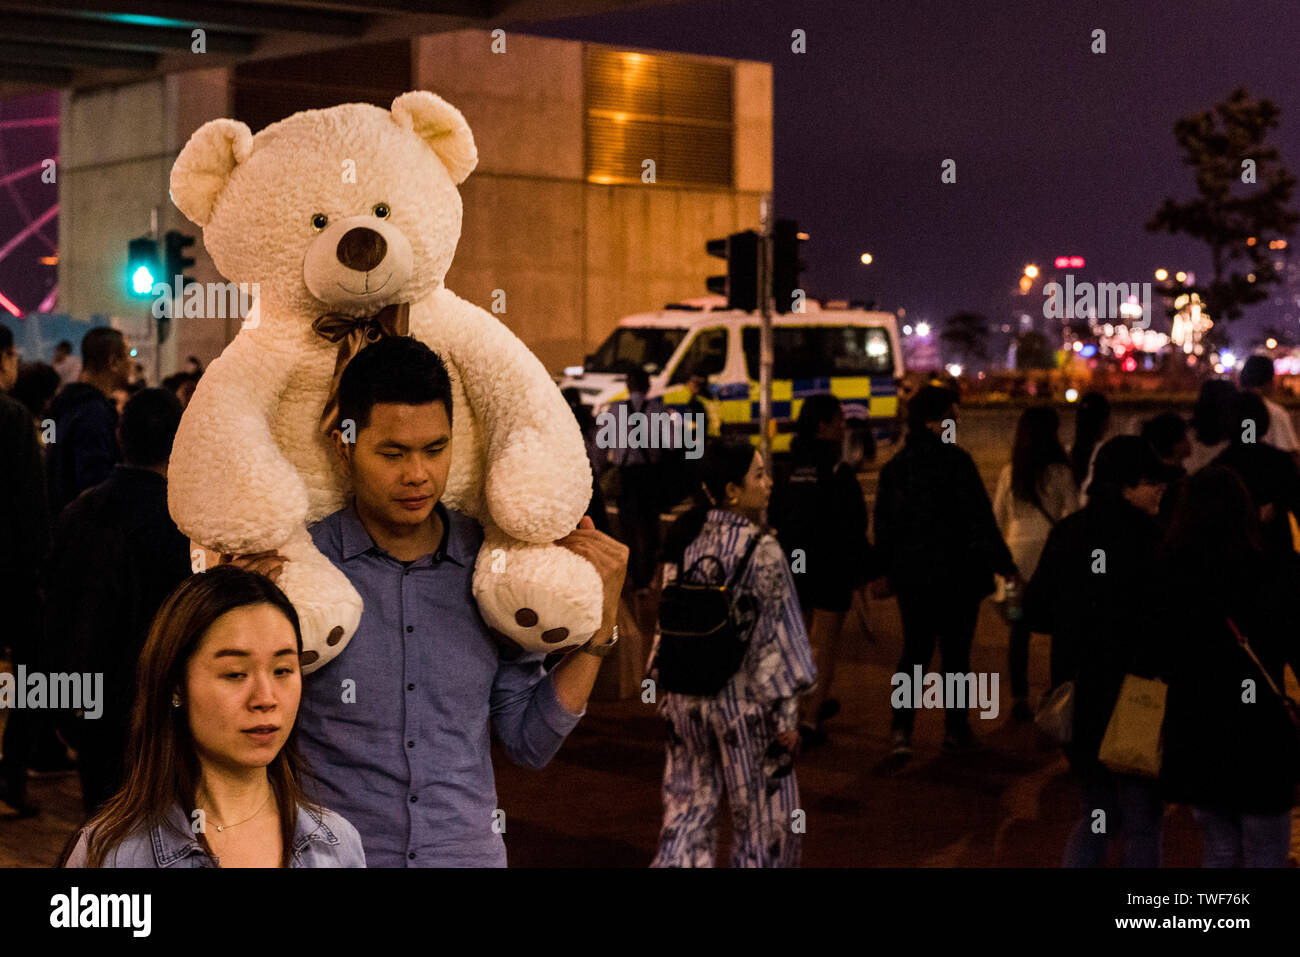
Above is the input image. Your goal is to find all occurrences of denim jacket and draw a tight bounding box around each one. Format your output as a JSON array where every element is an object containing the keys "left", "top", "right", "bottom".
[{"left": 65, "top": 802, "right": 366, "bottom": 868}]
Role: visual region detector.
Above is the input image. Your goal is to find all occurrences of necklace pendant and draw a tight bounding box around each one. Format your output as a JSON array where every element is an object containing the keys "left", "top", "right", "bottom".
[{"left": 216, "top": 825, "right": 224, "bottom": 832}]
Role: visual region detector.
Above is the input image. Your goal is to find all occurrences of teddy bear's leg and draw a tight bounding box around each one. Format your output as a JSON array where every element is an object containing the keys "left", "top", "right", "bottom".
[
  {"left": 274, "top": 526, "right": 364, "bottom": 674},
  {"left": 471, "top": 524, "right": 604, "bottom": 655}
]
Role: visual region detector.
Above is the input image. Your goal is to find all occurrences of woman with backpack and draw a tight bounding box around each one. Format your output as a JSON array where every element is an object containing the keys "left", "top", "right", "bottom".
[
  {"left": 649, "top": 438, "right": 816, "bottom": 867},
  {"left": 992, "top": 406, "right": 1079, "bottom": 720}
]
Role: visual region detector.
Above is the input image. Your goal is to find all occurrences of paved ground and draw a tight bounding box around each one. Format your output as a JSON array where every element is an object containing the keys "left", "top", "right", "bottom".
[{"left": 5, "top": 403, "right": 1298, "bottom": 867}]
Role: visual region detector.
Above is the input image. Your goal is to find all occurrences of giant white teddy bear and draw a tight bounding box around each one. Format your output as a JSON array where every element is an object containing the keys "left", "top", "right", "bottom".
[{"left": 167, "top": 91, "right": 602, "bottom": 672}]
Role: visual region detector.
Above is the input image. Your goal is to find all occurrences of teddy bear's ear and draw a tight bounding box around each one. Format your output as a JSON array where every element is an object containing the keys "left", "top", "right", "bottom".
[
  {"left": 390, "top": 91, "right": 478, "bottom": 185},
  {"left": 169, "top": 118, "right": 254, "bottom": 227}
]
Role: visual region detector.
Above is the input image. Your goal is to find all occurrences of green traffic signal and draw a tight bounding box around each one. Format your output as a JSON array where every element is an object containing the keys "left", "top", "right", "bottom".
[{"left": 126, "top": 237, "right": 159, "bottom": 299}]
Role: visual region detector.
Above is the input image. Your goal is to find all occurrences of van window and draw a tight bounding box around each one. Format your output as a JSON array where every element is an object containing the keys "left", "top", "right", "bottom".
[
  {"left": 669, "top": 327, "right": 728, "bottom": 384},
  {"left": 742, "top": 325, "right": 893, "bottom": 379},
  {"left": 587, "top": 327, "right": 687, "bottom": 374}
]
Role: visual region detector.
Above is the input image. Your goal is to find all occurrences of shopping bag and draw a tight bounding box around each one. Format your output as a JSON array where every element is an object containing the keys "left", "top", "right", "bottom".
[
  {"left": 1097, "top": 675, "right": 1167, "bottom": 778},
  {"left": 1034, "top": 680, "right": 1075, "bottom": 745}
]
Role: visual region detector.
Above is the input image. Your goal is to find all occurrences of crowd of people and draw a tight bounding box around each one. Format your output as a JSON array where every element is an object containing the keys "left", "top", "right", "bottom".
[{"left": 2, "top": 321, "right": 1299, "bottom": 868}]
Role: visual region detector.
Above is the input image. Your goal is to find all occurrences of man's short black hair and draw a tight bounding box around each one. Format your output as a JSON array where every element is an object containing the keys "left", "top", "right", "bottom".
[
  {"left": 82, "top": 327, "right": 125, "bottom": 373},
  {"left": 907, "top": 384, "right": 956, "bottom": 431},
  {"left": 55, "top": 339, "right": 72, "bottom": 353},
  {"left": 336, "top": 337, "right": 453, "bottom": 435},
  {"left": 1240, "top": 354, "right": 1275, "bottom": 390},
  {"left": 120, "top": 387, "right": 183, "bottom": 468},
  {"left": 1140, "top": 412, "right": 1188, "bottom": 459},
  {"left": 0, "top": 323, "right": 13, "bottom": 354}
]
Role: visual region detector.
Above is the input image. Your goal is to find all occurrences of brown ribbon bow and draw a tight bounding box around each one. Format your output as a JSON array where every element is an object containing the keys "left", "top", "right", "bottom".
[{"left": 312, "top": 301, "right": 410, "bottom": 436}]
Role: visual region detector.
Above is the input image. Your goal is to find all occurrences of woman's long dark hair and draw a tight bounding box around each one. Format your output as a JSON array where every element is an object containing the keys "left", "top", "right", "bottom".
[
  {"left": 1160, "top": 465, "right": 1264, "bottom": 594},
  {"left": 1010, "top": 406, "right": 1068, "bottom": 506},
  {"left": 64, "top": 565, "right": 314, "bottom": 868},
  {"left": 791, "top": 393, "right": 842, "bottom": 460},
  {"left": 1189, "top": 379, "right": 1238, "bottom": 445},
  {"left": 1070, "top": 391, "right": 1111, "bottom": 484},
  {"left": 660, "top": 437, "right": 759, "bottom": 566}
]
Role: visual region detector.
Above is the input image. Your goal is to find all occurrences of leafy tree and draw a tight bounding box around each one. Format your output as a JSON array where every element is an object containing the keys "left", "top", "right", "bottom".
[
  {"left": 1147, "top": 88, "right": 1299, "bottom": 324},
  {"left": 1015, "top": 331, "right": 1056, "bottom": 370}
]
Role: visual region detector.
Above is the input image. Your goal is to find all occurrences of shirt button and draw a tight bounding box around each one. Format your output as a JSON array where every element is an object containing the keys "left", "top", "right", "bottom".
[
  {"left": 410, "top": 795, "right": 418, "bottom": 803},
  {"left": 407, "top": 740, "right": 415, "bottom": 749},
  {"left": 408, "top": 852, "right": 416, "bottom": 860},
  {"left": 407, "top": 683, "right": 415, "bottom": 691},
  {"left": 406, "top": 625, "right": 413, "bottom": 633}
]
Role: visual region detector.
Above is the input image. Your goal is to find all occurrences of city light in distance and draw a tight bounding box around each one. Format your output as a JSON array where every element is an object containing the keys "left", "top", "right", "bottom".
[
  {"left": 903, "top": 324, "right": 913, "bottom": 335},
  {"left": 1024, "top": 264, "right": 1038, "bottom": 278},
  {"left": 1175, "top": 271, "right": 1187, "bottom": 283},
  {"left": 860, "top": 253, "right": 873, "bottom": 265},
  {"left": 1154, "top": 268, "right": 1168, "bottom": 281},
  {"left": 1267, "top": 337, "right": 1279, "bottom": 349},
  {"left": 915, "top": 322, "right": 931, "bottom": 337},
  {"left": 1065, "top": 388, "right": 1079, "bottom": 402}
]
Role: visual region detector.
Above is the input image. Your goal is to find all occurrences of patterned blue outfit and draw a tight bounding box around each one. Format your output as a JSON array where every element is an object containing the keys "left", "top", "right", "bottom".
[{"left": 649, "top": 509, "right": 816, "bottom": 867}]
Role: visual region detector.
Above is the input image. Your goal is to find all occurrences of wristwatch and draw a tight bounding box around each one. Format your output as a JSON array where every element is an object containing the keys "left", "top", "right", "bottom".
[{"left": 579, "top": 624, "right": 619, "bottom": 658}]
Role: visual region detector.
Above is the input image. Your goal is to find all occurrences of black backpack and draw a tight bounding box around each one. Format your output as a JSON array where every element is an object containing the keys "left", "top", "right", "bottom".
[{"left": 654, "top": 534, "right": 762, "bottom": 695}]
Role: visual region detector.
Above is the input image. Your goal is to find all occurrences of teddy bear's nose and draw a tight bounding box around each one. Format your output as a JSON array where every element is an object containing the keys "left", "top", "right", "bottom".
[{"left": 336, "top": 227, "right": 388, "bottom": 272}]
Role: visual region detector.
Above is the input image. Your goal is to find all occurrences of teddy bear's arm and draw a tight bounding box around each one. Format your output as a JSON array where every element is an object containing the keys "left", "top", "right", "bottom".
[
  {"left": 423, "top": 289, "right": 591, "bottom": 543},
  {"left": 167, "top": 331, "right": 309, "bottom": 553}
]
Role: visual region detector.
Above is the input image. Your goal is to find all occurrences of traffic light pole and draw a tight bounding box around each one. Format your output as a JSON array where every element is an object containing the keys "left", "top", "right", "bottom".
[{"left": 759, "top": 195, "right": 774, "bottom": 481}]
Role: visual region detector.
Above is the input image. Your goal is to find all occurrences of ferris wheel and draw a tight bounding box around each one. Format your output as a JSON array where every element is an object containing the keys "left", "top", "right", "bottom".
[{"left": 0, "top": 92, "right": 58, "bottom": 317}]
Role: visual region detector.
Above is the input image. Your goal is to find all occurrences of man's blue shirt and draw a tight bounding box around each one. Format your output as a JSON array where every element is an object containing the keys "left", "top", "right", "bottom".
[{"left": 300, "top": 500, "right": 583, "bottom": 867}]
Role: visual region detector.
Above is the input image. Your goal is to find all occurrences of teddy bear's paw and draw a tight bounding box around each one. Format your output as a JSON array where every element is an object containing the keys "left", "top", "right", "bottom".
[
  {"left": 276, "top": 535, "right": 364, "bottom": 674},
  {"left": 471, "top": 541, "right": 603, "bottom": 655}
]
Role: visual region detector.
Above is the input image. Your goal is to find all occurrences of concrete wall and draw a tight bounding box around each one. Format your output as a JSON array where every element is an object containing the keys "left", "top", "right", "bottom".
[
  {"left": 60, "top": 69, "right": 229, "bottom": 381},
  {"left": 418, "top": 30, "right": 772, "bottom": 373}
]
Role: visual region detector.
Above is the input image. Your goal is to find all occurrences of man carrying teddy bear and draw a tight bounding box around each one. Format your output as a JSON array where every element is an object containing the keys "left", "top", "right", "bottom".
[{"left": 249, "top": 336, "right": 627, "bottom": 867}]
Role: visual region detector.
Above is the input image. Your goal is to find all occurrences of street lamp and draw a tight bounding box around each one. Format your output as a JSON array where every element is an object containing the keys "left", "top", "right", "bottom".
[
  {"left": 860, "top": 252, "right": 873, "bottom": 265},
  {"left": 915, "top": 321, "right": 931, "bottom": 337},
  {"left": 1154, "top": 268, "right": 1168, "bottom": 281},
  {"left": 1024, "top": 264, "right": 1039, "bottom": 279}
]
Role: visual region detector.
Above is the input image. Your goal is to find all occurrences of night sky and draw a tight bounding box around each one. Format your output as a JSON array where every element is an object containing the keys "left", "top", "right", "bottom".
[
  {"left": 3, "top": 0, "right": 1300, "bottom": 355},
  {"left": 523, "top": 0, "right": 1300, "bottom": 351}
]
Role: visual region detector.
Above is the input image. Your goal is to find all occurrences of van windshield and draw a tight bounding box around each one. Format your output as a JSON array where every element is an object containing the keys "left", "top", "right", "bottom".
[
  {"left": 587, "top": 327, "right": 687, "bottom": 374},
  {"left": 742, "top": 325, "right": 894, "bottom": 379}
]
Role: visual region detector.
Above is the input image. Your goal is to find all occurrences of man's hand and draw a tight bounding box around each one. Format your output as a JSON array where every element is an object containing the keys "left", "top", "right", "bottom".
[
  {"left": 776, "top": 729, "right": 800, "bottom": 755},
  {"left": 219, "top": 549, "right": 288, "bottom": 585},
  {"left": 556, "top": 516, "right": 629, "bottom": 632}
]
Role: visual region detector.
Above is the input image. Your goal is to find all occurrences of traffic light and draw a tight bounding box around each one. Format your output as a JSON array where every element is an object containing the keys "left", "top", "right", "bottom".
[
  {"left": 126, "top": 237, "right": 159, "bottom": 298},
  {"left": 706, "top": 230, "right": 759, "bottom": 312},
  {"left": 164, "top": 230, "right": 197, "bottom": 290},
  {"left": 772, "top": 219, "right": 806, "bottom": 314}
]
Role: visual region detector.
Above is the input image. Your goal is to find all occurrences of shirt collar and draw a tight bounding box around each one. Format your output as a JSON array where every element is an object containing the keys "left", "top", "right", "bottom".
[
  {"left": 339, "top": 498, "right": 470, "bottom": 567},
  {"left": 706, "top": 507, "right": 752, "bottom": 529},
  {"left": 152, "top": 801, "right": 340, "bottom": 866}
]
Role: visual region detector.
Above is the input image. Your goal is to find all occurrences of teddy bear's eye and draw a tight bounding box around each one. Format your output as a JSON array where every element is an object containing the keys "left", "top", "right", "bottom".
[
  {"left": 372, "top": 203, "right": 390, "bottom": 219},
  {"left": 311, "top": 213, "right": 329, "bottom": 231}
]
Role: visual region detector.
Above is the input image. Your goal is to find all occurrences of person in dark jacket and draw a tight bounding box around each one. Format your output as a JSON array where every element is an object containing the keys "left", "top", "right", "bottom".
[
  {"left": 0, "top": 325, "right": 52, "bottom": 816},
  {"left": 1210, "top": 390, "right": 1300, "bottom": 563},
  {"left": 45, "top": 327, "right": 131, "bottom": 514},
  {"left": 874, "top": 385, "right": 1016, "bottom": 756},
  {"left": 1157, "top": 466, "right": 1300, "bottom": 867},
  {"left": 770, "top": 394, "right": 879, "bottom": 748},
  {"left": 1023, "top": 435, "right": 1177, "bottom": 867},
  {"left": 43, "top": 388, "right": 192, "bottom": 814}
]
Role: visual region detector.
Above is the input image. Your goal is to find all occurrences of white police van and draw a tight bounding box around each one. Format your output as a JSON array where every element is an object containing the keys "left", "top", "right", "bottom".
[{"left": 559, "top": 295, "right": 905, "bottom": 452}]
